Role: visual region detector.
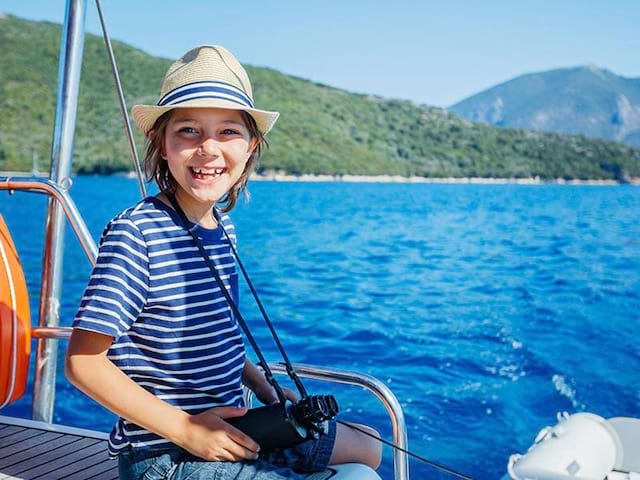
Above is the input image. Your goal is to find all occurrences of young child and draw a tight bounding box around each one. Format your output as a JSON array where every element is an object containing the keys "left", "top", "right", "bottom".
[{"left": 65, "top": 45, "right": 381, "bottom": 480}]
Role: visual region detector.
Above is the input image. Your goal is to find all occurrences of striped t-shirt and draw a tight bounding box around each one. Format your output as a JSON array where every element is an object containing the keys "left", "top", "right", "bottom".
[{"left": 72, "top": 197, "right": 246, "bottom": 456}]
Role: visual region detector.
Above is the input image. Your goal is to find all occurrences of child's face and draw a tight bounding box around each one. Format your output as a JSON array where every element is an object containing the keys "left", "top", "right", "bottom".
[{"left": 162, "top": 107, "right": 256, "bottom": 209}]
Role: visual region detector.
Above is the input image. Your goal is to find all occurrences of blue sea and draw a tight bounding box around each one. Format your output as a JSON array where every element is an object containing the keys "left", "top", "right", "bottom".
[{"left": 1, "top": 176, "right": 639, "bottom": 479}]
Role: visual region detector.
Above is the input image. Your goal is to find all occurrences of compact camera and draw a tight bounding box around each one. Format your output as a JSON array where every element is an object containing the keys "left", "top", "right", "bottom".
[{"left": 228, "top": 394, "right": 339, "bottom": 452}]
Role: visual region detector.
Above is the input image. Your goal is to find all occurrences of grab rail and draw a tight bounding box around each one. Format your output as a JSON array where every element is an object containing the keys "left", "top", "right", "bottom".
[
  {"left": 0, "top": 176, "right": 98, "bottom": 263},
  {"left": 269, "top": 363, "right": 410, "bottom": 480}
]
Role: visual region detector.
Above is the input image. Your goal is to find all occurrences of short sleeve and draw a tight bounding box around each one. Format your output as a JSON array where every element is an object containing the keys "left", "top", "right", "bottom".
[
  {"left": 217, "top": 212, "right": 239, "bottom": 306},
  {"left": 218, "top": 212, "right": 237, "bottom": 248},
  {"left": 72, "top": 217, "right": 149, "bottom": 339}
]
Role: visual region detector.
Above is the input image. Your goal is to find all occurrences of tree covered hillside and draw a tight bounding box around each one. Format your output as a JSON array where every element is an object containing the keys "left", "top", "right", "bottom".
[{"left": 1, "top": 15, "right": 640, "bottom": 180}]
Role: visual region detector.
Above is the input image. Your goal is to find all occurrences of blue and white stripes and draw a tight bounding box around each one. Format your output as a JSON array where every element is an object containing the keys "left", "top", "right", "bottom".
[
  {"left": 73, "top": 197, "right": 244, "bottom": 456},
  {"left": 158, "top": 80, "right": 254, "bottom": 109}
]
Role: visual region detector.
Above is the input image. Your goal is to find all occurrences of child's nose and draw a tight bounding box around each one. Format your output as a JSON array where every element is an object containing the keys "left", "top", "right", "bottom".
[{"left": 197, "top": 138, "right": 221, "bottom": 157}]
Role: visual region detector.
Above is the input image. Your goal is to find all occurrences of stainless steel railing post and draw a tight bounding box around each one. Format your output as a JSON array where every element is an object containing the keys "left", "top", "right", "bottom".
[
  {"left": 32, "top": 0, "right": 88, "bottom": 423},
  {"left": 269, "top": 363, "right": 410, "bottom": 480}
]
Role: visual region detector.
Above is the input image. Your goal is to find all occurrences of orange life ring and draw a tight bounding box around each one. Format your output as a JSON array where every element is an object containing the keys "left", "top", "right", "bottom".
[{"left": 0, "top": 213, "right": 31, "bottom": 407}]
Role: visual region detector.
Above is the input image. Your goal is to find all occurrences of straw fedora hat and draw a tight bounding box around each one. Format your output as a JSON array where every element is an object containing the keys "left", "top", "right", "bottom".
[{"left": 132, "top": 45, "right": 279, "bottom": 136}]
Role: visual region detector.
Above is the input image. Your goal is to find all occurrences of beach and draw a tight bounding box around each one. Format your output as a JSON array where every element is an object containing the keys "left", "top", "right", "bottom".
[
  {"left": 2, "top": 170, "right": 638, "bottom": 186},
  {"left": 250, "top": 172, "right": 638, "bottom": 186}
]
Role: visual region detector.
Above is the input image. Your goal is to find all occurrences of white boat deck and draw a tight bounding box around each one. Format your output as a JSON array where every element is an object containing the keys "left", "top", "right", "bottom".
[{"left": 0, "top": 415, "right": 117, "bottom": 480}]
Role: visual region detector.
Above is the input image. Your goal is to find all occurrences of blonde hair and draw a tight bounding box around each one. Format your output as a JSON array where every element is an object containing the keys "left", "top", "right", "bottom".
[{"left": 143, "top": 110, "right": 266, "bottom": 212}]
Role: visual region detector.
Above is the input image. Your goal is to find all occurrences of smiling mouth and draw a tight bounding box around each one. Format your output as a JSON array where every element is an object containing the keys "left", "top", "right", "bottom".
[{"left": 189, "top": 166, "right": 226, "bottom": 180}]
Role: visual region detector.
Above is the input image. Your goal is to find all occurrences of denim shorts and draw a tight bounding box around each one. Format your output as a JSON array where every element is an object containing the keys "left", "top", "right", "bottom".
[{"left": 118, "top": 420, "right": 336, "bottom": 480}]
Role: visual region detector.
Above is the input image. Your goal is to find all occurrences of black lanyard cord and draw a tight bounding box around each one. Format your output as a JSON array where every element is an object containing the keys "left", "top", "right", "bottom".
[
  {"left": 338, "top": 421, "right": 475, "bottom": 480},
  {"left": 166, "top": 193, "right": 288, "bottom": 404},
  {"left": 210, "top": 208, "right": 309, "bottom": 398}
]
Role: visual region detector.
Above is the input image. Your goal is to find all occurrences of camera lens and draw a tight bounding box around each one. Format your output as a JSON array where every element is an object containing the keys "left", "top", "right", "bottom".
[
  {"left": 326, "top": 396, "right": 339, "bottom": 417},
  {"left": 291, "top": 395, "right": 339, "bottom": 426},
  {"left": 313, "top": 396, "right": 329, "bottom": 418}
]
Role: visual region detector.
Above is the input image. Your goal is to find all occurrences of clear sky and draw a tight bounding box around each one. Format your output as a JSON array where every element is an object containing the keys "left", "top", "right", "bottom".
[{"left": 1, "top": 0, "right": 638, "bottom": 107}]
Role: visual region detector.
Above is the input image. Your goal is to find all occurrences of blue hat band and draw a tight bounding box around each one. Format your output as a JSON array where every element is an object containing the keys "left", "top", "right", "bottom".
[{"left": 158, "top": 81, "right": 254, "bottom": 109}]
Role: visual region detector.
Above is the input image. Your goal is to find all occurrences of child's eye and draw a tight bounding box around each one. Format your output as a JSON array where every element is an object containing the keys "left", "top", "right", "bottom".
[
  {"left": 179, "top": 127, "right": 198, "bottom": 134},
  {"left": 222, "top": 128, "right": 241, "bottom": 135}
]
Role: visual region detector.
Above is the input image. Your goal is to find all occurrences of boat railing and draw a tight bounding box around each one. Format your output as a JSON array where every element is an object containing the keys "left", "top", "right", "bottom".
[
  {"left": 1, "top": 174, "right": 97, "bottom": 424},
  {"left": 0, "top": 176, "right": 98, "bottom": 263},
  {"left": 269, "top": 363, "right": 410, "bottom": 480}
]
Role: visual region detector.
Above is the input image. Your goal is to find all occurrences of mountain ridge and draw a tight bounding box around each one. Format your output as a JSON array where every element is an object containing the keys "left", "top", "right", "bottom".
[{"left": 450, "top": 65, "right": 640, "bottom": 147}]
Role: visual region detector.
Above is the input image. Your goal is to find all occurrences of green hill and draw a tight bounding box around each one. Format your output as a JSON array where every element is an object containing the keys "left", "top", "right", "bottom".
[
  {"left": 450, "top": 66, "right": 640, "bottom": 148},
  {"left": 2, "top": 15, "right": 640, "bottom": 181}
]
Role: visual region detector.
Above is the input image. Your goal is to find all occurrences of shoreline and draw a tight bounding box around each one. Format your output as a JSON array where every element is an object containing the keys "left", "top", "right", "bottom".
[
  {"left": 1, "top": 171, "right": 639, "bottom": 186},
  {"left": 249, "top": 173, "right": 639, "bottom": 186}
]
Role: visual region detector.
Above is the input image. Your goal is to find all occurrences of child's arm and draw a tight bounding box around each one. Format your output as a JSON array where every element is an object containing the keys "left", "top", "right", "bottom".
[
  {"left": 66, "top": 329, "right": 261, "bottom": 461},
  {"left": 242, "top": 358, "right": 297, "bottom": 405}
]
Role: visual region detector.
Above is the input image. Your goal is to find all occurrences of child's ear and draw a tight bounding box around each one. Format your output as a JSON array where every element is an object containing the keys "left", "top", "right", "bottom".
[
  {"left": 248, "top": 138, "right": 260, "bottom": 157},
  {"left": 148, "top": 130, "right": 167, "bottom": 159}
]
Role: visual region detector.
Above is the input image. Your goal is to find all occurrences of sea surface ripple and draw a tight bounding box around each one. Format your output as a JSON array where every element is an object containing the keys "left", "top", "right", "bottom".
[{"left": 1, "top": 178, "right": 639, "bottom": 479}]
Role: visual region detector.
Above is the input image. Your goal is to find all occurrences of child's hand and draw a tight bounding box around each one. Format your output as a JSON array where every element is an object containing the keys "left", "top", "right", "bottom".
[
  {"left": 242, "top": 359, "right": 298, "bottom": 405},
  {"left": 176, "top": 406, "right": 260, "bottom": 461},
  {"left": 253, "top": 383, "right": 298, "bottom": 405}
]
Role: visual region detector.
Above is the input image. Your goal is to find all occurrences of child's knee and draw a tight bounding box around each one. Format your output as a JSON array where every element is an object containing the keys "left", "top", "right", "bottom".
[
  {"left": 359, "top": 425, "right": 382, "bottom": 469},
  {"left": 333, "top": 423, "right": 382, "bottom": 469}
]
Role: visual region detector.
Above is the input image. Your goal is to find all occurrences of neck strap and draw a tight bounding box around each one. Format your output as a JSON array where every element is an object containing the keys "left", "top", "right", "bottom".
[
  {"left": 166, "top": 193, "right": 294, "bottom": 403},
  {"left": 210, "top": 208, "right": 309, "bottom": 398}
]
